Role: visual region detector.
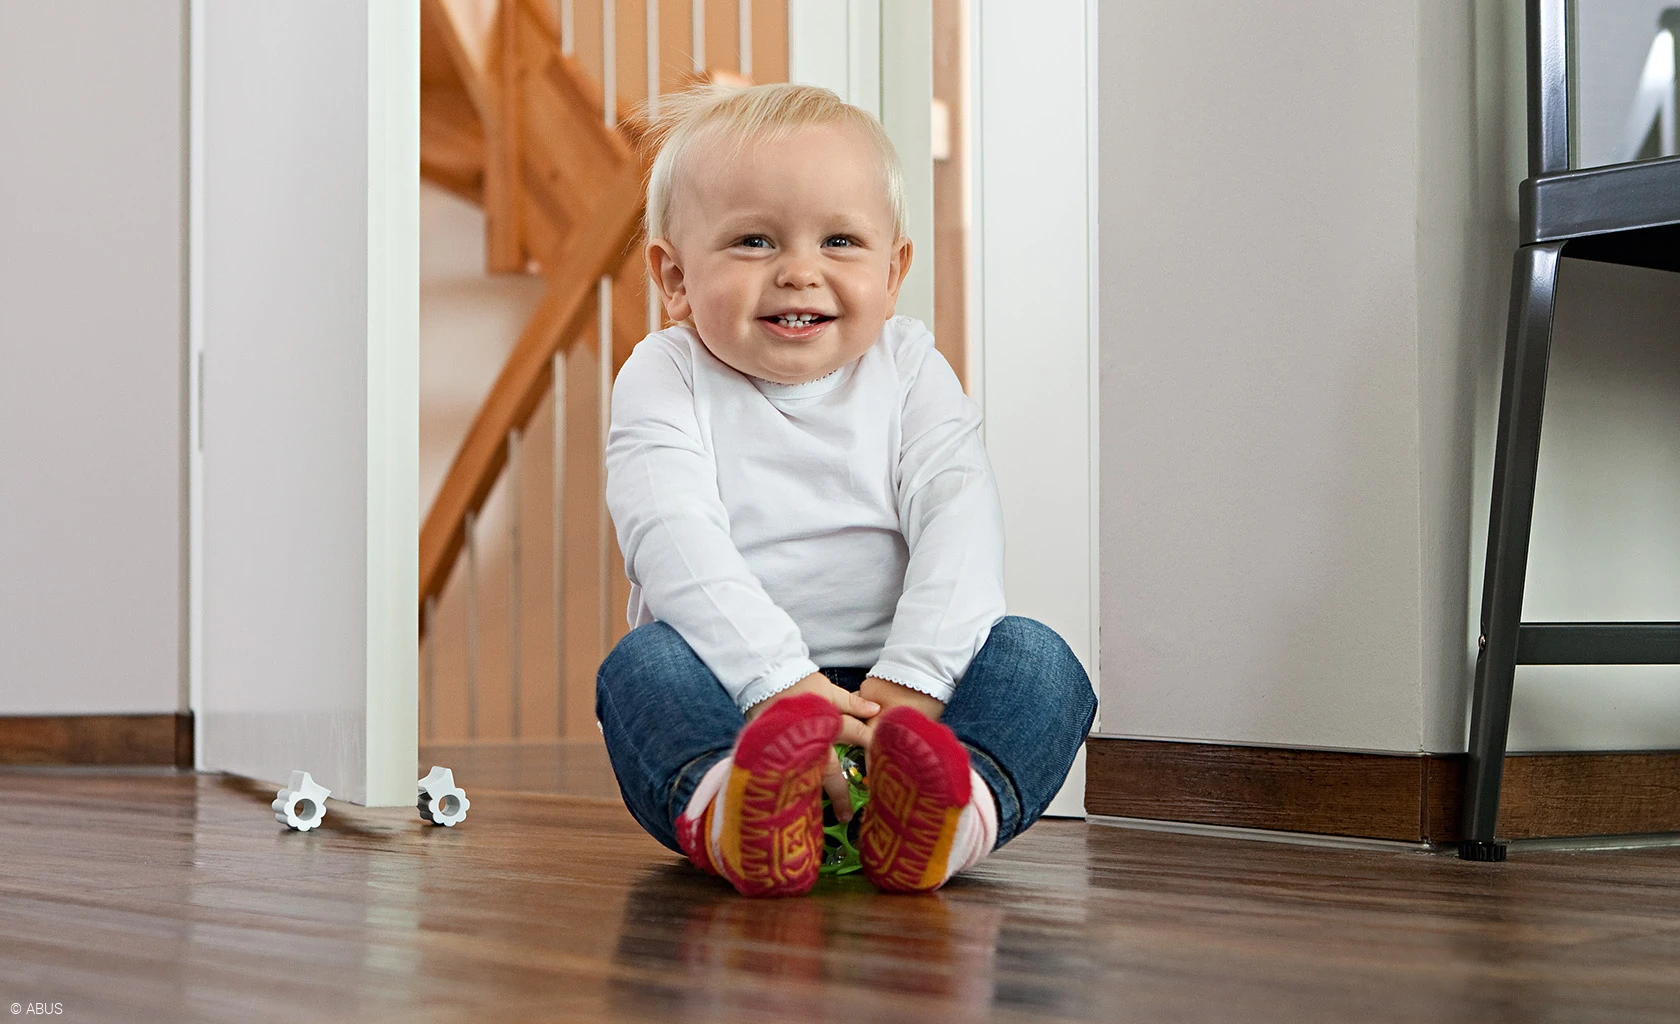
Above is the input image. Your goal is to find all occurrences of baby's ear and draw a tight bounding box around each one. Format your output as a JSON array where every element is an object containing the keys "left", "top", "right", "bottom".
[
  {"left": 886, "top": 236, "right": 914, "bottom": 310},
  {"left": 647, "top": 239, "right": 691, "bottom": 322}
]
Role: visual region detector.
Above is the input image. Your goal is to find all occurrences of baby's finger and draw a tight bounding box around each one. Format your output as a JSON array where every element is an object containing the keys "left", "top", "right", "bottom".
[
  {"left": 823, "top": 750, "right": 852, "bottom": 821},
  {"left": 841, "top": 690, "right": 882, "bottom": 720},
  {"left": 836, "top": 714, "right": 873, "bottom": 749},
  {"left": 818, "top": 684, "right": 879, "bottom": 721}
]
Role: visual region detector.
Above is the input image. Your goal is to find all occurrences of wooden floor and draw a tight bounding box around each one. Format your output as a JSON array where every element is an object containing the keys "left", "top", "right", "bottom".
[
  {"left": 4, "top": 769, "right": 1680, "bottom": 1023},
  {"left": 419, "top": 738, "right": 623, "bottom": 802}
]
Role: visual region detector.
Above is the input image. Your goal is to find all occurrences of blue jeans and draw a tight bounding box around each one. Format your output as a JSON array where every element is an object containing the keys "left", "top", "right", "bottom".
[{"left": 595, "top": 616, "right": 1098, "bottom": 854}]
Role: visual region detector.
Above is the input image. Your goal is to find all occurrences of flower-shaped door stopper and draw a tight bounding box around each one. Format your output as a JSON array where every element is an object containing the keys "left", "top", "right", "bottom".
[
  {"left": 273, "top": 770, "right": 331, "bottom": 831},
  {"left": 418, "top": 765, "right": 470, "bottom": 826}
]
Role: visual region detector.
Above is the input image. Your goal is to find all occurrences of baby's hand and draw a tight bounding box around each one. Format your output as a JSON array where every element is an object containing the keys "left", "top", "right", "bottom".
[
  {"left": 746, "top": 672, "right": 879, "bottom": 743},
  {"left": 746, "top": 673, "right": 879, "bottom": 819},
  {"left": 858, "top": 676, "right": 947, "bottom": 732}
]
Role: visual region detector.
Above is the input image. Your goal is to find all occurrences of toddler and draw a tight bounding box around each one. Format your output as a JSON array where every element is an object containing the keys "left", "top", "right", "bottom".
[{"left": 598, "top": 83, "right": 1096, "bottom": 897}]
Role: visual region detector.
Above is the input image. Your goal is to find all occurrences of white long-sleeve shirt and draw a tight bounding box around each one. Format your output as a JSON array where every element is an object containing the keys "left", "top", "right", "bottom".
[{"left": 605, "top": 315, "right": 1007, "bottom": 711}]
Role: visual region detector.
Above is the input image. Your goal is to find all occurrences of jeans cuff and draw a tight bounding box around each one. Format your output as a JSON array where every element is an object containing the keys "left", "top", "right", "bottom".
[
  {"left": 962, "top": 742, "right": 1021, "bottom": 848},
  {"left": 667, "top": 748, "right": 732, "bottom": 829}
]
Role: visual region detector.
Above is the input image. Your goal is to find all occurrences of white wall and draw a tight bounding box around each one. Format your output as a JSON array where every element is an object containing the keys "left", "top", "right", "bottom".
[
  {"left": 1099, "top": 0, "right": 1449, "bottom": 752},
  {"left": 1098, "top": 0, "right": 1680, "bottom": 757},
  {"left": 1419, "top": 0, "right": 1512, "bottom": 752},
  {"left": 198, "top": 1, "right": 418, "bottom": 805},
  {"left": 1096, "top": 0, "right": 1526, "bottom": 754},
  {"left": 0, "top": 1, "right": 186, "bottom": 715}
]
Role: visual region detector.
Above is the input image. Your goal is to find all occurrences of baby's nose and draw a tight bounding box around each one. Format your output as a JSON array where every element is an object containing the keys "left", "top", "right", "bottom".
[{"left": 776, "top": 260, "right": 821, "bottom": 287}]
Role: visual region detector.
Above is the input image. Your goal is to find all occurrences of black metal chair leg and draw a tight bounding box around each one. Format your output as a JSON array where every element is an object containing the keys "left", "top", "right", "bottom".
[{"left": 1460, "top": 241, "right": 1566, "bottom": 862}]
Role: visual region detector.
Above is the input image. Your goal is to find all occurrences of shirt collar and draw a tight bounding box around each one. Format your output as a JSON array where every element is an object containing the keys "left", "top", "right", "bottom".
[{"left": 750, "top": 359, "right": 858, "bottom": 401}]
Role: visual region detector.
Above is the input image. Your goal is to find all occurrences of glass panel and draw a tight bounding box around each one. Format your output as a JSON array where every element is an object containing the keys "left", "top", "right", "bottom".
[{"left": 1573, "top": 2, "right": 1679, "bottom": 167}]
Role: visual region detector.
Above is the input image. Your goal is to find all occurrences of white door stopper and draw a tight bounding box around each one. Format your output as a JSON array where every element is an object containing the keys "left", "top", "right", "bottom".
[
  {"left": 272, "top": 770, "right": 331, "bottom": 831},
  {"left": 418, "top": 765, "right": 470, "bottom": 826}
]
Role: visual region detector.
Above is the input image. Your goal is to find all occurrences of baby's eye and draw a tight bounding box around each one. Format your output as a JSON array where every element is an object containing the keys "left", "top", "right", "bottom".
[
  {"left": 736, "top": 235, "right": 772, "bottom": 249},
  {"left": 823, "top": 235, "right": 858, "bottom": 248}
]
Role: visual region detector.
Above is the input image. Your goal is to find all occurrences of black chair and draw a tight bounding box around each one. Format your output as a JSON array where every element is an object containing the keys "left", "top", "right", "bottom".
[{"left": 1460, "top": 0, "right": 1680, "bottom": 862}]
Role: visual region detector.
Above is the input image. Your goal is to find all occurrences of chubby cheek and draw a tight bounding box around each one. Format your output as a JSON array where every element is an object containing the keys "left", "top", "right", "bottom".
[
  {"left": 686, "top": 296, "right": 738, "bottom": 340},
  {"left": 838, "top": 273, "right": 892, "bottom": 324},
  {"left": 694, "top": 280, "right": 758, "bottom": 333}
]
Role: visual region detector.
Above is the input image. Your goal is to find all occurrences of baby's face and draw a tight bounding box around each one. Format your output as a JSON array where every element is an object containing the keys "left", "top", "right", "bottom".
[{"left": 648, "top": 123, "right": 911, "bottom": 385}]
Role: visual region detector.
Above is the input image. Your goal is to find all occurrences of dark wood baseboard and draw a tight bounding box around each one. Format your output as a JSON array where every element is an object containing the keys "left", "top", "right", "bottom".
[
  {"left": 0, "top": 713, "right": 193, "bottom": 768},
  {"left": 1086, "top": 736, "right": 1680, "bottom": 843}
]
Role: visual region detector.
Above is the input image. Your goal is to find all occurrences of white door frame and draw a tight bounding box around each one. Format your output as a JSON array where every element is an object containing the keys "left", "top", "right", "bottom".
[{"left": 970, "top": 0, "right": 1100, "bottom": 816}]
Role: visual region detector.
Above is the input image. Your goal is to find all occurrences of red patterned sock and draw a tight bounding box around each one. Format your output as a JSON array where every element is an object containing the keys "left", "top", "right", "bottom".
[
  {"left": 676, "top": 692, "right": 839, "bottom": 898},
  {"left": 860, "top": 706, "right": 993, "bottom": 893}
]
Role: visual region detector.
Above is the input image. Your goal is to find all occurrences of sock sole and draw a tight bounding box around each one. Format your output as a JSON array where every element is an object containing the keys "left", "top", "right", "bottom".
[
  {"left": 859, "top": 705, "right": 972, "bottom": 893},
  {"left": 716, "top": 692, "right": 840, "bottom": 897}
]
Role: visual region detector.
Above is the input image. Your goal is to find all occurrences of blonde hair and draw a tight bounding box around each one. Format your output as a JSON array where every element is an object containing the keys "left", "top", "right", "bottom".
[{"left": 642, "top": 82, "right": 907, "bottom": 242}]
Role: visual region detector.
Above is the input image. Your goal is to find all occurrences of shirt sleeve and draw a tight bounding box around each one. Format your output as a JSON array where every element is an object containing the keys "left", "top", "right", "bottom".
[
  {"left": 867, "top": 334, "right": 1008, "bottom": 702},
  {"left": 605, "top": 338, "right": 821, "bottom": 710}
]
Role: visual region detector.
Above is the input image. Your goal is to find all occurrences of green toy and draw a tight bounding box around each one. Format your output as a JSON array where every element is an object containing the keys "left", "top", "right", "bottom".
[{"left": 819, "top": 744, "right": 870, "bottom": 875}]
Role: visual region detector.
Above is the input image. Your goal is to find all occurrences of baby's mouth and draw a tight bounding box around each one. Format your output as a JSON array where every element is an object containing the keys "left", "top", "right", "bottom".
[
  {"left": 762, "top": 312, "right": 835, "bottom": 329},
  {"left": 760, "top": 312, "right": 836, "bottom": 339}
]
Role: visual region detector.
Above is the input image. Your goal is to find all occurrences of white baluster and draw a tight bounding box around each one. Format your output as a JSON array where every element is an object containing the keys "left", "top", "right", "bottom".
[
  {"left": 598, "top": 277, "right": 613, "bottom": 662},
  {"left": 647, "top": 0, "right": 661, "bottom": 110},
  {"left": 552, "top": 352, "right": 568, "bottom": 738},
  {"left": 738, "top": 0, "right": 751, "bottom": 77},
  {"left": 603, "top": 0, "right": 617, "bottom": 127},
  {"left": 692, "top": 0, "right": 706, "bottom": 72},
  {"left": 465, "top": 508, "right": 480, "bottom": 739},
  {"left": 508, "top": 428, "right": 523, "bottom": 738},
  {"left": 423, "top": 595, "right": 437, "bottom": 742}
]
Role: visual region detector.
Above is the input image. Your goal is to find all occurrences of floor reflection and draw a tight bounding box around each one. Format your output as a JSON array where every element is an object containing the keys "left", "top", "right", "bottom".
[{"left": 610, "top": 864, "right": 1004, "bottom": 1020}]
